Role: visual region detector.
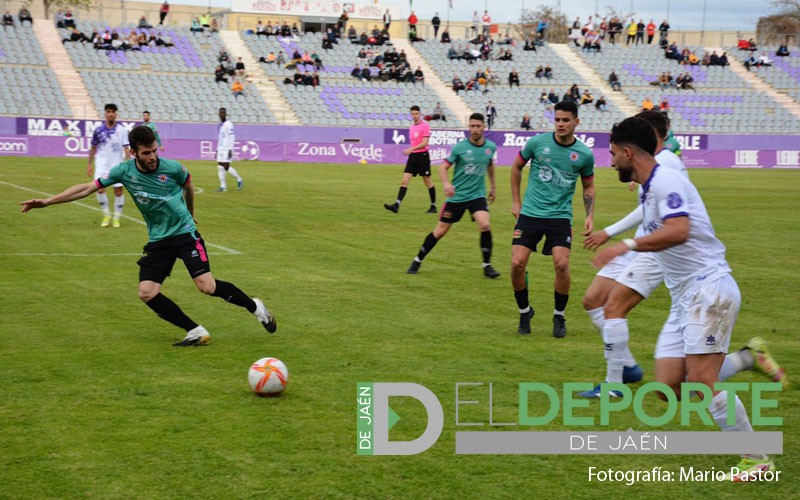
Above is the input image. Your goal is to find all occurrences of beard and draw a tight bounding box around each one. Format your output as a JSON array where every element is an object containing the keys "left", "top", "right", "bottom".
[{"left": 617, "top": 166, "right": 633, "bottom": 183}]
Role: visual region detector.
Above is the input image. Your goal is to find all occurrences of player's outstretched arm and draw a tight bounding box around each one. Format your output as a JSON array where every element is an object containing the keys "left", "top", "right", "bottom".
[
  {"left": 590, "top": 216, "right": 689, "bottom": 268},
  {"left": 585, "top": 206, "right": 644, "bottom": 250},
  {"left": 20, "top": 181, "right": 99, "bottom": 213}
]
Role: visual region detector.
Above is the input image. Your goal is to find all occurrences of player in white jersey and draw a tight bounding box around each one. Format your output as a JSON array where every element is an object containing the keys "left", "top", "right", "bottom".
[
  {"left": 216, "top": 107, "right": 242, "bottom": 192},
  {"left": 592, "top": 116, "right": 777, "bottom": 480},
  {"left": 87, "top": 103, "right": 130, "bottom": 227}
]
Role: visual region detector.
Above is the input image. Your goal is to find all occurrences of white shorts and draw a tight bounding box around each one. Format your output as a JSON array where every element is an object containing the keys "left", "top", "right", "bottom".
[
  {"left": 597, "top": 251, "right": 663, "bottom": 299},
  {"left": 654, "top": 274, "right": 741, "bottom": 358},
  {"left": 217, "top": 149, "right": 233, "bottom": 163},
  {"left": 94, "top": 165, "right": 122, "bottom": 188}
]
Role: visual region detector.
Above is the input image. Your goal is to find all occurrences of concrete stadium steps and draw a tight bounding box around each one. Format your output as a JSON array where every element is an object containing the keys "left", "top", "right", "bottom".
[
  {"left": 550, "top": 43, "right": 638, "bottom": 117},
  {"left": 391, "top": 39, "right": 470, "bottom": 127},
  {"left": 33, "top": 21, "right": 98, "bottom": 119},
  {"left": 718, "top": 47, "right": 800, "bottom": 122},
  {"left": 219, "top": 30, "right": 300, "bottom": 125}
]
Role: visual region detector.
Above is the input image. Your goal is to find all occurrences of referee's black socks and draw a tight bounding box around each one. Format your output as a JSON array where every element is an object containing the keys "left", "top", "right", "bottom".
[{"left": 416, "top": 232, "right": 439, "bottom": 262}]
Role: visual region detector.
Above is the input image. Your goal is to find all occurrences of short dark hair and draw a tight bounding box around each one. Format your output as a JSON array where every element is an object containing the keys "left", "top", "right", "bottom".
[
  {"left": 104, "top": 103, "right": 118, "bottom": 111},
  {"left": 219, "top": 107, "right": 227, "bottom": 112},
  {"left": 143, "top": 110, "right": 150, "bottom": 115},
  {"left": 610, "top": 117, "right": 657, "bottom": 156},
  {"left": 128, "top": 125, "right": 157, "bottom": 151},
  {"left": 635, "top": 110, "right": 669, "bottom": 140},
  {"left": 469, "top": 112, "right": 484, "bottom": 122},
  {"left": 410, "top": 105, "right": 420, "bottom": 112},
  {"left": 554, "top": 100, "right": 579, "bottom": 117}
]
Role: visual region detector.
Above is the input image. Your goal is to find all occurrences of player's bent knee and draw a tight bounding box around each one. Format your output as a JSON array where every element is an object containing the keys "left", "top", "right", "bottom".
[{"left": 139, "top": 287, "right": 158, "bottom": 302}]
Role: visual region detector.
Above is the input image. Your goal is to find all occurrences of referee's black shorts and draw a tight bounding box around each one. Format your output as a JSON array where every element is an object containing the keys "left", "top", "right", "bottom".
[{"left": 404, "top": 151, "right": 431, "bottom": 177}]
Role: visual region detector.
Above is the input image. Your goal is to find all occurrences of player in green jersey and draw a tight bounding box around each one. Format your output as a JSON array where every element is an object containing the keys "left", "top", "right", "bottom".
[
  {"left": 406, "top": 113, "right": 500, "bottom": 278},
  {"left": 142, "top": 110, "right": 164, "bottom": 152},
  {"left": 510, "top": 100, "right": 596, "bottom": 337},
  {"left": 20, "top": 126, "right": 276, "bottom": 346}
]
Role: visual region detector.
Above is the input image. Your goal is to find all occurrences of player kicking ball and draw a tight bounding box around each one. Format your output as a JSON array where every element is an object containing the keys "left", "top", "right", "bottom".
[
  {"left": 20, "top": 126, "right": 276, "bottom": 346},
  {"left": 406, "top": 113, "right": 500, "bottom": 278}
]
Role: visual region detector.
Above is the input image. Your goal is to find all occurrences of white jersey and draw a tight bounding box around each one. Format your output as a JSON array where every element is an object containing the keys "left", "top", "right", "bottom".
[
  {"left": 91, "top": 123, "right": 129, "bottom": 171},
  {"left": 640, "top": 165, "right": 731, "bottom": 297},
  {"left": 217, "top": 120, "right": 235, "bottom": 151}
]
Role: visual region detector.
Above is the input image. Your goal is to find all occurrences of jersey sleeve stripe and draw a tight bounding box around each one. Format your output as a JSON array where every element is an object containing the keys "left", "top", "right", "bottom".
[
  {"left": 183, "top": 173, "right": 191, "bottom": 186},
  {"left": 94, "top": 179, "right": 106, "bottom": 189},
  {"left": 663, "top": 212, "right": 689, "bottom": 220},
  {"left": 580, "top": 173, "right": 594, "bottom": 179},
  {"left": 517, "top": 151, "right": 529, "bottom": 163}
]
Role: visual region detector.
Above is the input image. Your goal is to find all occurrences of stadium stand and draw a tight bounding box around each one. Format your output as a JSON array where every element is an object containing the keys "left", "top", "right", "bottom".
[
  {"left": 57, "top": 21, "right": 276, "bottom": 123},
  {"left": 0, "top": 24, "right": 72, "bottom": 116},
  {"left": 243, "top": 31, "right": 456, "bottom": 127},
  {"left": 733, "top": 46, "right": 800, "bottom": 98},
  {"left": 414, "top": 38, "right": 627, "bottom": 130}
]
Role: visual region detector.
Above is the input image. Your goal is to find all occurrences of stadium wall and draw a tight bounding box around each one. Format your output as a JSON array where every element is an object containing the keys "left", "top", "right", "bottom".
[{"left": 2, "top": 117, "right": 799, "bottom": 168}]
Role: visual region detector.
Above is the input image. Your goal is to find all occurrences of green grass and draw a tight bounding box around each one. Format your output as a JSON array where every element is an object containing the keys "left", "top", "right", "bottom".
[{"left": 0, "top": 158, "right": 798, "bottom": 499}]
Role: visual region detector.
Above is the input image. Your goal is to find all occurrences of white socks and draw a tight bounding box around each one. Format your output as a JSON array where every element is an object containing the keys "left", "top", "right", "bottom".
[
  {"left": 97, "top": 192, "right": 110, "bottom": 216},
  {"left": 589, "top": 307, "right": 638, "bottom": 368},
  {"left": 114, "top": 195, "right": 124, "bottom": 220},
  {"left": 603, "top": 318, "right": 629, "bottom": 384},
  {"left": 218, "top": 165, "right": 242, "bottom": 189},
  {"left": 709, "top": 391, "right": 753, "bottom": 433},
  {"left": 718, "top": 350, "right": 754, "bottom": 382}
]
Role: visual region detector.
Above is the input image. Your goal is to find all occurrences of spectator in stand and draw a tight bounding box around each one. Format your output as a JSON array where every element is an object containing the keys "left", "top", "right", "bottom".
[
  {"left": 441, "top": 27, "right": 450, "bottom": 43},
  {"left": 351, "top": 64, "right": 362, "bottom": 79},
  {"left": 54, "top": 10, "right": 65, "bottom": 28},
  {"left": 608, "top": 17, "right": 620, "bottom": 44},
  {"left": 447, "top": 45, "right": 459, "bottom": 60},
  {"left": 520, "top": 113, "right": 532, "bottom": 130},
  {"left": 408, "top": 11, "right": 418, "bottom": 29},
  {"left": 64, "top": 10, "right": 75, "bottom": 28},
  {"left": 383, "top": 9, "right": 391, "bottom": 30},
  {"left": 293, "top": 69, "right": 305, "bottom": 85},
  {"left": 595, "top": 95, "right": 607, "bottom": 112},
  {"left": 580, "top": 89, "right": 594, "bottom": 105},
  {"left": 777, "top": 41, "right": 790, "bottom": 57},
  {"left": 62, "top": 27, "right": 91, "bottom": 44},
  {"left": 508, "top": 69, "right": 520, "bottom": 88},
  {"left": 414, "top": 67, "right": 425, "bottom": 85},
  {"left": 524, "top": 36, "right": 537, "bottom": 51},
  {"left": 452, "top": 75, "right": 465, "bottom": 93},
  {"left": 658, "top": 19, "right": 670, "bottom": 46},
  {"left": 276, "top": 51, "right": 285, "bottom": 65},
  {"left": 744, "top": 53, "right": 757, "bottom": 71},
  {"left": 537, "top": 18, "right": 548, "bottom": 40},
  {"left": 259, "top": 51, "right": 276, "bottom": 63},
  {"left": 235, "top": 57, "right": 245, "bottom": 77},
  {"left": 659, "top": 97, "right": 671, "bottom": 113},
  {"left": 482, "top": 10, "right": 491, "bottom": 37},
  {"left": 547, "top": 89, "right": 559, "bottom": 104},
  {"left": 232, "top": 79, "right": 244, "bottom": 99},
  {"left": 138, "top": 15, "right": 152, "bottom": 29},
  {"left": 18, "top": 5, "right": 32, "bottom": 25},
  {"left": 568, "top": 83, "right": 580, "bottom": 101},
  {"left": 562, "top": 89, "right": 577, "bottom": 104},
  {"left": 539, "top": 91, "right": 549, "bottom": 104},
  {"left": 626, "top": 19, "right": 636, "bottom": 45},
  {"left": 302, "top": 71, "right": 313, "bottom": 86},
  {"left": 657, "top": 71, "right": 670, "bottom": 90},
  {"left": 497, "top": 49, "right": 512, "bottom": 61},
  {"left": 159, "top": 2, "right": 170, "bottom": 25},
  {"left": 687, "top": 51, "right": 700, "bottom": 65},
  {"left": 758, "top": 52, "right": 773, "bottom": 67},
  {"left": 215, "top": 65, "right": 228, "bottom": 83},
  {"left": 535, "top": 65, "right": 544, "bottom": 78},
  {"left": 361, "top": 66, "right": 372, "bottom": 82},
  {"left": 646, "top": 20, "right": 656, "bottom": 44},
  {"left": 338, "top": 11, "right": 348, "bottom": 33},
  {"left": 345, "top": 26, "right": 356, "bottom": 43},
  {"left": 677, "top": 72, "right": 695, "bottom": 90},
  {"left": 748, "top": 38, "right": 758, "bottom": 51},
  {"left": 191, "top": 17, "right": 203, "bottom": 33},
  {"left": 200, "top": 12, "right": 211, "bottom": 29},
  {"left": 485, "top": 101, "right": 497, "bottom": 130},
  {"left": 431, "top": 102, "right": 446, "bottom": 121},
  {"left": 635, "top": 19, "right": 645, "bottom": 44},
  {"left": 471, "top": 10, "right": 479, "bottom": 36},
  {"left": 641, "top": 97, "right": 654, "bottom": 111},
  {"left": 256, "top": 20, "right": 267, "bottom": 36},
  {"left": 432, "top": 13, "right": 441, "bottom": 38}
]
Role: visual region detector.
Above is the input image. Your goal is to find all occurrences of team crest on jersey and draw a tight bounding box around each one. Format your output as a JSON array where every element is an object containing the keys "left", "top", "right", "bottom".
[
  {"left": 569, "top": 152, "right": 579, "bottom": 162},
  {"left": 513, "top": 229, "right": 523, "bottom": 239},
  {"left": 667, "top": 192, "right": 683, "bottom": 209},
  {"left": 158, "top": 174, "right": 169, "bottom": 183},
  {"left": 485, "top": 148, "right": 492, "bottom": 156},
  {"left": 543, "top": 147, "right": 551, "bottom": 154}
]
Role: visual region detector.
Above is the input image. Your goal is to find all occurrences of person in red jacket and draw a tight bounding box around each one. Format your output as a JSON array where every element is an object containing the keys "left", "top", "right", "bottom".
[
  {"left": 408, "top": 11, "right": 417, "bottom": 28},
  {"left": 646, "top": 20, "right": 656, "bottom": 44}
]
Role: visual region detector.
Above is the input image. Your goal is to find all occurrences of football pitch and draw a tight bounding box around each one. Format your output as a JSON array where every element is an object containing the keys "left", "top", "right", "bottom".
[{"left": 1, "top": 158, "right": 798, "bottom": 499}]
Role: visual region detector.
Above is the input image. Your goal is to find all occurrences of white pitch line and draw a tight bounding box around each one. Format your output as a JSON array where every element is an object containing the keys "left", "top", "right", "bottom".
[{"left": 2, "top": 180, "right": 243, "bottom": 255}]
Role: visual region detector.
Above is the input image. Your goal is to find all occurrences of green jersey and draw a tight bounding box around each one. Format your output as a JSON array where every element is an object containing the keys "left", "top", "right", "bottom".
[
  {"left": 144, "top": 122, "right": 162, "bottom": 146},
  {"left": 517, "top": 132, "right": 594, "bottom": 221},
  {"left": 664, "top": 129, "right": 681, "bottom": 156},
  {"left": 445, "top": 138, "right": 497, "bottom": 203},
  {"left": 97, "top": 158, "right": 196, "bottom": 242}
]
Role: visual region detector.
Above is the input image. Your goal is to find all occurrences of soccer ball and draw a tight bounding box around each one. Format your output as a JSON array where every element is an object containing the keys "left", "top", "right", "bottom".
[{"left": 248, "top": 357, "right": 289, "bottom": 396}]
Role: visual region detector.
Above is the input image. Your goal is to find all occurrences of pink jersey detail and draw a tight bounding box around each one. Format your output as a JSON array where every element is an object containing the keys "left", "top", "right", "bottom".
[
  {"left": 410, "top": 120, "right": 431, "bottom": 153},
  {"left": 195, "top": 238, "right": 208, "bottom": 262}
]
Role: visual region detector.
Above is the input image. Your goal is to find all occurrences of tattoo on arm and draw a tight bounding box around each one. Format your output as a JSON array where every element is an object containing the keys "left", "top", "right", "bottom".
[{"left": 584, "top": 193, "right": 594, "bottom": 216}]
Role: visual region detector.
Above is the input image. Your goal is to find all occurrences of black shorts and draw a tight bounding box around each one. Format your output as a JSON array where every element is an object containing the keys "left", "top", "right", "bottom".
[
  {"left": 137, "top": 231, "right": 211, "bottom": 283},
  {"left": 404, "top": 151, "right": 431, "bottom": 177},
  {"left": 441, "top": 198, "right": 488, "bottom": 224},
  {"left": 512, "top": 215, "right": 572, "bottom": 255}
]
